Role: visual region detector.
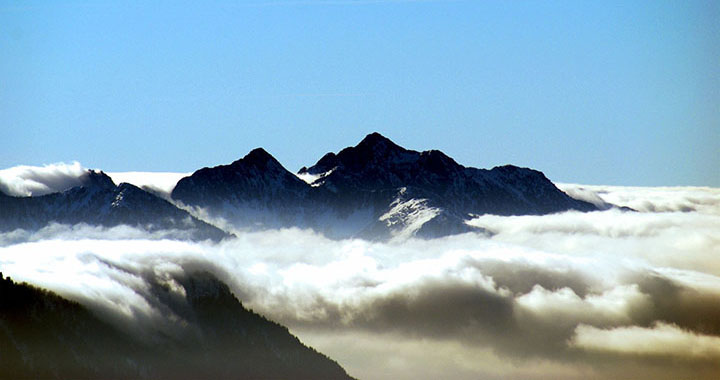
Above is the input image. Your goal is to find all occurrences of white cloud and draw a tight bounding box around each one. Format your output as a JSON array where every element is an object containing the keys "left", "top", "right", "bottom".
[
  {"left": 467, "top": 208, "right": 720, "bottom": 277},
  {"left": 0, "top": 162, "right": 189, "bottom": 199},
  {"left": 515, "top": 284, "right": 650, "bottom": 327},
  {"left": 1, "top": 184, "right": 719, "bottom": 379},
  {"left": 570, "top": 322, "right": 720, "bottom": 359},
  {"left": 0, "top": 161, "right": 87, "bottom": 196},
  {"left": 107, "top": 171, "right": 189, "bottom": 199},
  {"left": 558, "top": 183, "right": 720, "bottom": 215}
]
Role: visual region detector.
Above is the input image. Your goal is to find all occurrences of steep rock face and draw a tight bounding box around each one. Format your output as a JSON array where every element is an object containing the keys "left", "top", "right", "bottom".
[
  {"left": 172, "top": 133, "right": 597, "bottom": 240},
  {"left": 0, "top": 271, "right": 354, "bottom": 380},
  {"left": 0, "top": 170, "right": 228, "bottom": 241}
]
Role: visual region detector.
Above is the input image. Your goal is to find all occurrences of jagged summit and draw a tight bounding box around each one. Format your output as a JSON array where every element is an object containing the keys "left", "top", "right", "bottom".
[
  {"left": 355, "top": 131, "right": 404, "bottom": 153},
  {"left": 78, "top": 169, "right": 116, "bottom": 191},
  {"left": 189, "top": 147, "right": 295, "bottom": 179},
  {"left": 302, "top": 133, "right": 410, "bottom": 176},
  {"left": 302, "top": 133, "right": 470, "bottom": 193},
  {"left": 174, "top": 147, "right": 306, "bottom": 199},
  {"left": 234, "top": 147, "right": 283, "bottom": 170}
]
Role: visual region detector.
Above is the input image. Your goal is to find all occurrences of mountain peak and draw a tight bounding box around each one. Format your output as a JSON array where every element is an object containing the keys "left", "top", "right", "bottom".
[
  {"left": 303, "top": 134, "right": 408, "bottom": 176},
  {"left": 244, "top": 147, "right": 274, "bottom": 162},
  {"left": 231, "top": 147, "right": 286, "bottom": 171},
  {"left": 338, "top": 132, "right": 410, "bottom": 164},
  {"left": 172, "top": 146, "right": 311, "bottom": 218},
  {"left": 359, "top": 131, "right": 391, "bottom": 144},
  {"left": 356, "top": 132, "right": 403, "bottom": 152},
  {"left": 79, "top": 170, "right": 116, "bottom": 191}
]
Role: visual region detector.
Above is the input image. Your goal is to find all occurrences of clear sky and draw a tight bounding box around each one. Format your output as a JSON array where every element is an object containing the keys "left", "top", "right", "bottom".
[{"left": 1, "top": 0, "right": 718, "bottom": 186}]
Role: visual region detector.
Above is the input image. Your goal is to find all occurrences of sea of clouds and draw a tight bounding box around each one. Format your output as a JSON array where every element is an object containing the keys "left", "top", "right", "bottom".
[{"left": 0, "top": 163, "right": 718, "bottom": 379}]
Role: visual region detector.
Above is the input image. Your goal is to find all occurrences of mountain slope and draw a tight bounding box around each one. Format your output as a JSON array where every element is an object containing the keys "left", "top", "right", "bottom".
[
  {"left": 173, "top": 133, "right": 597, "bottom": 239},
  {"left": 0, "top": 271, "right": 353, "bottom": 380},
  {"left": 0, "top": 272, "right": 143, "bottom": 379},
  {"left": 0, "top": 170, "right": 228, "bottom": 241},
  {"left": 172, "top": 148, "right": 316, "bottom": 230},
  {"left": 302, "top": 133, "right": 594, "bottom": 215}
]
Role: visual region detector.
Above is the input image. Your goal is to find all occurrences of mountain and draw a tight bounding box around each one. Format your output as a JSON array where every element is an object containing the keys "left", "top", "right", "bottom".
[
  {"left": 173, "top": 133, "right": 597, "bottom": 239},
  {"left": 0, "top": 170, "right": 228, "bottom": 242},
  {"left": 172, "top": 148, "right": 315, "bottom": 230},
  {"left": 0, "top": 272, "right": 143, "bottom": 379},
  {"left": 0, "top": 271, "right": 353, "bottom": 380},
  {"left": 0, "top": 134, "right": 598, "bottom": 240}
]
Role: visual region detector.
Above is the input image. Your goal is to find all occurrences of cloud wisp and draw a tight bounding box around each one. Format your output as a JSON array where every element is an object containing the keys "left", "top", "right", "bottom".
[
  {"left": 107, "top": 171, "right": 189, "bottom": 199},
  {"left": 0, "top": 185, "right": 718, "bottom": 379}
]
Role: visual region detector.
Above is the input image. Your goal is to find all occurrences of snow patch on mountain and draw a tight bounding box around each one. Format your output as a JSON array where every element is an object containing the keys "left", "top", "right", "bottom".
[
  {"left": 379, "top": 196, "right": 440, "bottom": 240},
  {"left": 296, "top": 167, "right": 335, "bottom": 187},
  {"left": 296, "top": 171, "right": 322, "bottom": 185}
]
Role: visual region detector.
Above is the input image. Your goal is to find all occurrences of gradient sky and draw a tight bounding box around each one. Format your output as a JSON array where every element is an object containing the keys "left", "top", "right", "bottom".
[{"left": 1, "top": 0, "right": 718, "bottom": 186}]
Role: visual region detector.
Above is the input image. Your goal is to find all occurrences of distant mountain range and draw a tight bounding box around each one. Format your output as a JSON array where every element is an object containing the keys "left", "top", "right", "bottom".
[
  {"left": 173, "top": 132, "right": 597, "bottom": 239},
  {"left": 0, "top": 170, "right": 227, "bottom": 241},
  {"left": 1, "top": 133, "right": 598, "bottom": 240}
]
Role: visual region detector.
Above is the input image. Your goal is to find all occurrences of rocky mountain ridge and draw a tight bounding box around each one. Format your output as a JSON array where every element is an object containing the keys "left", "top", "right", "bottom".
[
  {"left": 1, "top": 133, "right": 599, "bottom": 240},
  {"left": 0, "top": 170, "right": 227, "bottom": 241},
  {"left": 172, "top": 133, "right": 597, "bottom": 239}
]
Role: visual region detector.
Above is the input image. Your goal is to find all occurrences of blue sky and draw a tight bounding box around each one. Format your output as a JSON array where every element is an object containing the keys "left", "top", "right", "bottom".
[{"left": 1, "top": 0, "right": 718, "bottom": 186}]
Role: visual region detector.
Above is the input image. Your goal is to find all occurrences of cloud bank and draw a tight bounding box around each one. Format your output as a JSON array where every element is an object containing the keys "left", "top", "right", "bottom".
[
  {"left": 0, "top": 185, "right": 718, "bottom": 379},
  {"left": 0, "top": 162, "right": 189, "bottom": 199},
  {"left": 558, "top": 183, "right": 720, "bottom": 215},
  {"left": 0, "top": 162, "right": 88, "bottom": 196}
]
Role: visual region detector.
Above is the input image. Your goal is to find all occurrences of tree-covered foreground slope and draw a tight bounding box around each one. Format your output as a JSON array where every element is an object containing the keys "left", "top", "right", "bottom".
[{"left": 0, "top": 272, "right": 353, "bottom": 380}]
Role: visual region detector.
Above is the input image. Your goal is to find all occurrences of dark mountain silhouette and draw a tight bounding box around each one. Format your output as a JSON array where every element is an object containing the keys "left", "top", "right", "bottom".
[
  {"left": 0, "top": 170, "right": 228, "bottom": 241},
  {"left": 172, "top": 148, "right": 314, "bottom": 230},
  {"left": 0, "top": 271, "right": 353, "bottom": 380},
  {"left": 173, "top": 132, "right": 597, "bottom": 239},
  {"left": 0, "top": 134, "right": 599, "bottom": 240}
]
